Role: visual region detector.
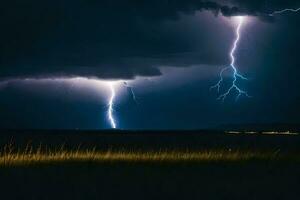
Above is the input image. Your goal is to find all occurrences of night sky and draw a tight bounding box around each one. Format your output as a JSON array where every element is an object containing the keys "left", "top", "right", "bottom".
[{"left": 0, "top": 0, "right": 299, "bottom": 129}]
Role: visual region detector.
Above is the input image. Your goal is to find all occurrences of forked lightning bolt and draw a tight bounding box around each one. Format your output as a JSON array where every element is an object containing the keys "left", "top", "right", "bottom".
[
  {"left": 124, "top": 82, "right": 138, "bottom": 105},
  {"left": 107, "top": 82, "right": 117, "bottom": 129},
  {"left": 270, "top": 7, "right": 300, "bottom": 16},
  {"left": 211, "top": 16, "right": 250, "bottom": 102}
]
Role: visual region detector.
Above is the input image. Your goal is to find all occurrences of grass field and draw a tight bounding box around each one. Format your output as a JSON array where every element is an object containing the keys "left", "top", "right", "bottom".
[
  {"left": 0, "top": 131, "right": 300, "bottom": 200},
  {"left": 0, "top": 147, "right": 290, "bottom": 166}
]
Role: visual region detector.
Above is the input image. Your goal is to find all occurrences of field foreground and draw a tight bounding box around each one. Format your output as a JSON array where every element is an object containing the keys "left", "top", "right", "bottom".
[
  {"left": 0, "top": 148, "right": 295, "bottom": 166},
  {"left": 1, "top": 130, "right": 300, "bottom": 200}
]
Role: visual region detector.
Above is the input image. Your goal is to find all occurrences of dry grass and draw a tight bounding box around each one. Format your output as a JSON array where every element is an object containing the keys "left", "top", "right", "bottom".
[{"left": 0, "top": 143, "right": 293, "bottom": 166}]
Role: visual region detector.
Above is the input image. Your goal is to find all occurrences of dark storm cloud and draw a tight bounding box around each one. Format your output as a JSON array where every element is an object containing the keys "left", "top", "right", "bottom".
[{"left": 0, "top": 0, "right": 299, "bottom": 79}]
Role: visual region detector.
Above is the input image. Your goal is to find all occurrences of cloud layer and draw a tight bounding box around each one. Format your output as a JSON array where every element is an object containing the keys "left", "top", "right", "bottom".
[{"left": 0, "top": 0, "right": 299, "bottom": 79}]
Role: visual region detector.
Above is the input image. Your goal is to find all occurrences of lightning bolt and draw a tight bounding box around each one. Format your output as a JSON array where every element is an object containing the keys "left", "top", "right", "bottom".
[
  {"left": 211, "top": 16, "right": 250, "bottom": 102},
  {"left": 0, "top": 78, "right": 120, "bottom": 129},
  {"left": 107, "top": 82, "right": 117, "bottom": 129},
  {"left": 270, "top": 7, "right": 300, "bottom": 16},
  {"left": 124, "top": 82, "right": 138, "bottom": 105}
]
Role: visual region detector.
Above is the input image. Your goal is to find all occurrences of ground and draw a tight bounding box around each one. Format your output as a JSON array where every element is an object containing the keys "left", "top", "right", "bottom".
[{"left": 0, "top": 130, "right": 299, "bottom": 200}]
